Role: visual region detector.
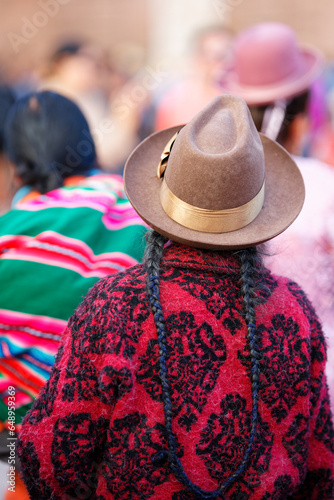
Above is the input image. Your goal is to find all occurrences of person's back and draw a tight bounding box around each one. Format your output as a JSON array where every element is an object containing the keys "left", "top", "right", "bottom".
[
  {"left": 17, "top": 95, "right": 334, "bottom": 499},
  {"left": 0, "top": 91, "right": 147, "bottom": 430},
  {"left": 17, "top": 240, "right": 333, "bottom": 498}
]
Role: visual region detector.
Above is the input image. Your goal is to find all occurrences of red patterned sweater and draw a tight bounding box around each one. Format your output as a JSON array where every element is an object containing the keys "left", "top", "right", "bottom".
[{"left": 18, "top": 244, "right": 334, "bottom": 499}]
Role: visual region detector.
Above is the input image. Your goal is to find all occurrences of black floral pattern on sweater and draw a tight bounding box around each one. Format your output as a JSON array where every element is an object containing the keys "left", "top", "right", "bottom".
[
  {"left": 138, "top": 311, "right": 227, "bottom": 431},
  {"left": 103, "top": 412, "right": 173, "bottom": 499},
  {"left": 239, "top": 313, "right": 310, "bottom": 423},
  {"left": 51, "top": 412, "right": 108, "bottom": 498},
  {"left": 26, "top": 367, "right": 61, "bottom": 425},
  {"left": 197, "top": 394, "right": 273, "bottom": 494}
]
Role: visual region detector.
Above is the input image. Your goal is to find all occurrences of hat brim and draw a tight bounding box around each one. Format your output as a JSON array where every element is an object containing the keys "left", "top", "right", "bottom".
[
  {"left": 124, "top": 126, "right": 305, "bottom": 250},
  {"left": 221, "top": 46, "right": 324, "bottom": 105}
]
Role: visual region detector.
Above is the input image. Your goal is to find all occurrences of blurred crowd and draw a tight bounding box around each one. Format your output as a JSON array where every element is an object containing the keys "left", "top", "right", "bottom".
[
  {"left": 2, "top": 27, "right": 236, "bottom": 174},
  {"left": 4, "top": 25, "right": 334, "bottom": 171}
]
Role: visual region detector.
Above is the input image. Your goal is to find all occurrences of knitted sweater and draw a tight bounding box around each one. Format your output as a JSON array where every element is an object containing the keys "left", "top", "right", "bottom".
[
  {"left": 0, "top": 174, "right": 147, "bottom": 428},
  {"left": 18, "top": 244, "right": 334, "bottom": 499}
]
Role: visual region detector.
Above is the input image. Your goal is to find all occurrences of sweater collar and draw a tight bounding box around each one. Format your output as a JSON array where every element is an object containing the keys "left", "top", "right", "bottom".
[{"left": 161, "top": 242, "right": 240, "bottom": 274}]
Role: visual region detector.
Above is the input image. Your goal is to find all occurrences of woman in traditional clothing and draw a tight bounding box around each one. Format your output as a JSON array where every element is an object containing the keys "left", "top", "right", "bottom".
[
  {"left": 18, "top": 95, "right": 334, "bottom": 499},
  {"left": 0, "top": 91, "right": 146, "bottom": 430}
]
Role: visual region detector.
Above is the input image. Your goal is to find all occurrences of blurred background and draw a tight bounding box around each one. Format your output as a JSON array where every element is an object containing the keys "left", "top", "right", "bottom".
[
  {"left": 1, "top": 0, "right": 334, "bottom": 171},
  {"left": 0, "top": 0, "right": 334, "bottom": 173},
  {"left": 3, "top": 0, "right": 334, "bottom": 77}
]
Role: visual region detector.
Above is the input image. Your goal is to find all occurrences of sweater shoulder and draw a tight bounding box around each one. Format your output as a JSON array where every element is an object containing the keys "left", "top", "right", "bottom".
[
  {"left": 266, "top": 271, "right": 323, "bottom": 333},
  {"left": 98, "top": 261, "right": 147, "bottom": 294},
  {"left": 67, "top": 262, "right": 147, "bottom": 329}
]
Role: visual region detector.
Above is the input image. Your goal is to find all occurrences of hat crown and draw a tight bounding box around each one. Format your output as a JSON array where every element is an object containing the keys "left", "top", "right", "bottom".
[
  {"left": 234, "top": 22, "right": 304, "bottom": 87},
  {"left": 165, "top": 95, "right": 265, "bottom": 210}
]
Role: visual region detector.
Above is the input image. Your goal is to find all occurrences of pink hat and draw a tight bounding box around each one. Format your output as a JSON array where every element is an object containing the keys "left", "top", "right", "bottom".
[{"left": 221, "top": 22, "right": 324, "bottom": 105}]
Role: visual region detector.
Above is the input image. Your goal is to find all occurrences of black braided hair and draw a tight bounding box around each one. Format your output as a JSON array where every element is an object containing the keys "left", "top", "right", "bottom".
[{"left": 145, "top": 230, "right": 262, "bottom": 499}]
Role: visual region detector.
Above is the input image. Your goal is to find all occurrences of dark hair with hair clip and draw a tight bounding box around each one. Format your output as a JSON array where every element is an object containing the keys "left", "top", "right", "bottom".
[
  {"left": 4, "top": 91, "right": 96, "bottom": 194},
  {"left": 145, "top": 229, "right": 262, "bottom": 499}
]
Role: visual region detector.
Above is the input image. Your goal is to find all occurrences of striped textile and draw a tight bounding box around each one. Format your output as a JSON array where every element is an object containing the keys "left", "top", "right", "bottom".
[{"left": 0, "top": 174, "right": 147, "bottom": 428}]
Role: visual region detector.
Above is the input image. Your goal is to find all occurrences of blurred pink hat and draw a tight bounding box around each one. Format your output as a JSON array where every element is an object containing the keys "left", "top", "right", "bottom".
[{"left": 221, "top": 22, "right": 324, "bottom": 105}]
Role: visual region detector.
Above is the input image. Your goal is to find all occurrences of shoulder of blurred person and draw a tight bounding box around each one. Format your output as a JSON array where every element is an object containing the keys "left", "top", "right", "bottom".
[
  {"left": 154, "top": 79, "right": 216, "bottom": 130},
  {"left": 265, "top": 154, "right": 334, "bottom": 305}
]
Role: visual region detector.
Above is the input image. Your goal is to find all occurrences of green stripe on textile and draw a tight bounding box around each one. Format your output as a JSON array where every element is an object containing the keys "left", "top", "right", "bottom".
[
  {"left": 0, "top": 206, "right": 147, "bottom": 259},
  {"left": 0, "top": 400, "right": 8, "bottom": 423},
  {"left": 0, "top": 260, "right": 107, "bottom": 320},
  {"left": 0, "top": 400, "right": 32, "bottom": 427},
  {"left": 16, "top": 402, "right": 32, "bottom": 425}
]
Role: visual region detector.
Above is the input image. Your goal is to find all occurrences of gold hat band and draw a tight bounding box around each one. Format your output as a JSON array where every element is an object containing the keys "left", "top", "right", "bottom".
[{"left": 160, "top": 178, "right": 265, "bottom": 233}]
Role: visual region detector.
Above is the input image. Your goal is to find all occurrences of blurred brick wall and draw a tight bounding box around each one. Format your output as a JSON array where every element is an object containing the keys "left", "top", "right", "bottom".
[
  {"left": 1, "top": 0, "right": 149, "bottom": 80},
  {"left": 2, "top": 0, "right": 333, "bottom": 82}
]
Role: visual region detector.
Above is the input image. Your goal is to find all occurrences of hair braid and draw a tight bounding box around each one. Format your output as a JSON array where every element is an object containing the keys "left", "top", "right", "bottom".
[
  {"left": 146, "top": 232, "right": 261, "bottom": 499},
  {"left": 221, "top": 247, "right": 262, "bottom": 486},
  {"left": 145, "top": 230, "right": 175, "bottom": 451}
]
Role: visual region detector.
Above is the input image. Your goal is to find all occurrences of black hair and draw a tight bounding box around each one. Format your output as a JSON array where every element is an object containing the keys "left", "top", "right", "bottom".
[
  {"left": 145, "top": 230, "right": 262, "bottom": 498},
  {"left": 4, "top": 91, "right": 97, "bottom": 194},
  {"left": 250, "top": 90, "right": 310, "bottom": 145},
  {"left": 276, "top": 91, "right": 310, "bottom": 145},
  {"left": 0, "top": 85, "right": 15, "bottom": 153}
]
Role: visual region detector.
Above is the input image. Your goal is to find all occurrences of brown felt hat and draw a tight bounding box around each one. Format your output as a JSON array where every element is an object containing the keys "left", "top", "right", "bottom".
[{"left": 124, "top": 94, "right": 305, "bottom": 250}]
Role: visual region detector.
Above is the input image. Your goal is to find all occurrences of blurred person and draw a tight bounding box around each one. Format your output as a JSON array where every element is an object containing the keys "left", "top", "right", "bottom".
[
  {"left": 0, "top": 89, "right": 147, "bottom": 500},
  {"left": 40, "top": 41, "right": 145, "bottom": 172},
  {"left": 0, "top": 90, "right": 147, "bottom": 438},
  {"left": 221, "top": 22, "right": 323, "bottom": 152},
  {"left": 221, "top": 21, "right": 334, "bottom": 413},
  {"left": 310, "top": 65, "right": 334, "bottom": 167},
  {"left": 18, "top": 96, "right": 334, "bottom": 498},
  {"left": 41, "top": 41, "right": 107, "bottom": 113},
  {"left": 304, "top": 74, "right": 331, "bottom": 160},
  {"left": 154, "top": 25, "right": 234, "bottom": 131}
]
